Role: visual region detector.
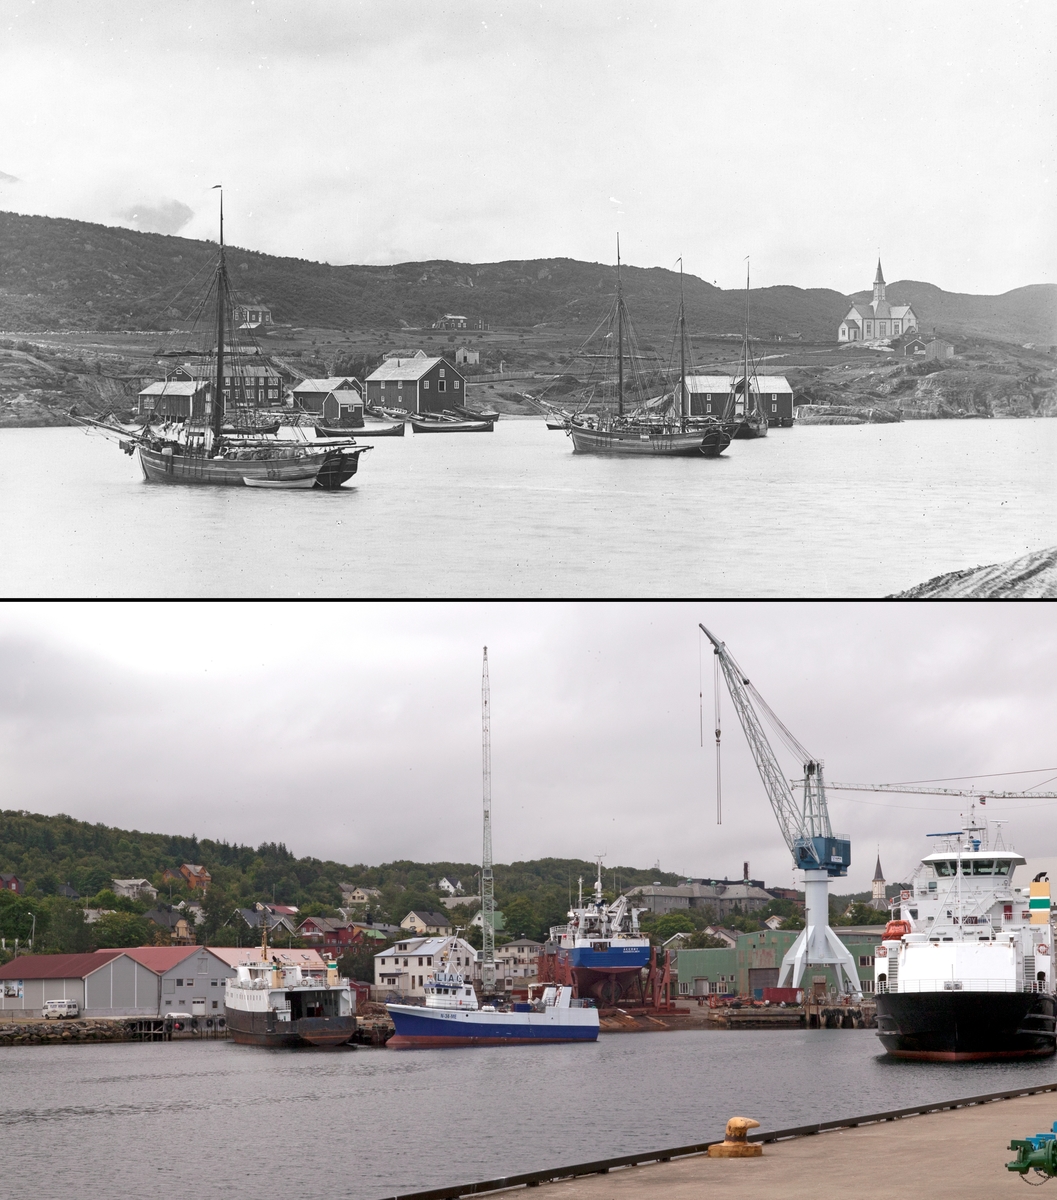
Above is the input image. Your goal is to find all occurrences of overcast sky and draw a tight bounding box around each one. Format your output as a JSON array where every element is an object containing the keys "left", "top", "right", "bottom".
[
  {"left": 1, "top": 601, "right": 1055, "bottom": 896},
  {"left": 1, "top": 0, "right": 1053, "bottom": 295}
]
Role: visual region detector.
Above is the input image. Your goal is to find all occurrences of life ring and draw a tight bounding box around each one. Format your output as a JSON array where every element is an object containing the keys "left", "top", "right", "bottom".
[{"left": 1038, "top": 944, "right": 1050, "bottom": 957}]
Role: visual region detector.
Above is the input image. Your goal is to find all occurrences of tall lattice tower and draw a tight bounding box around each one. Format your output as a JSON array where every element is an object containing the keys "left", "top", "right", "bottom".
[{"left": 480, "top": 646, "right": 496, "bottom": 993}]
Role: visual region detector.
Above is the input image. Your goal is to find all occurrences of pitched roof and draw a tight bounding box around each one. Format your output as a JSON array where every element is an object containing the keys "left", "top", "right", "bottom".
[
  {"left": 0, "top": 951, "right": 124, "bottom": 980},
  {"left": 120, "top": 946, "right": 202, "bottom": 972},
  {"left": 684, "top": 375, "right": 792, "bottom": 394},
  {"left": 367, "top": 356, "right": 447, "bottom": 382},
  {"left": 376, "top": 935, "right": 474, "bottom": 958},
  {"left": 404, "top": 910, "right": 452, "bottom": 926},
  {"left": 139, "top": 381, "right": 205, "bottom": 396},
  {"left": 293, "top": 377, "right": 362, "bottom": 393},
  {"left": 873, "top": 855, "right": 885, "bottom": 883}
]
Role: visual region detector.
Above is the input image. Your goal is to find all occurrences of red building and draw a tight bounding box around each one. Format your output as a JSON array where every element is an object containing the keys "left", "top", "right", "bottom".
[
  {"left": 0, "top": 874, "right": 23, "bottom": 894},
  {"left": 365, "top": 354, "right": 467, "bottom": 415}
]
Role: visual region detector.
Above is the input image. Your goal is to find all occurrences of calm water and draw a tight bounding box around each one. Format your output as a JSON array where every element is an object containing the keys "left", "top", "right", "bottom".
[
  {"left": 3, "top": 1031, "right": 1056, "bottom": 1199},
  {"left": 1, "top": 419, "right": 1054, "bottom": 597}
]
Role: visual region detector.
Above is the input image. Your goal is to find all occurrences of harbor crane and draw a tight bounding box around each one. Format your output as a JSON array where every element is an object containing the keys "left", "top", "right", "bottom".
[
  {"left": 825, "top": 781, "right": 1057, "bottom": 802},
  {"left": 700, "top": 625, "right": 862, "bottom": 999},
  {"left": 480, "top": 646, "right": 497, "bottom": 996}
]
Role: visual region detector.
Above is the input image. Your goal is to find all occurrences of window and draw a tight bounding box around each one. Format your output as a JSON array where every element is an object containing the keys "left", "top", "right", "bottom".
[
  {"left": 176, "top": 979, "right": 183, "bottom": 987},
  {"left": 858, "top": 955, "right": 875, "bottom": 967},
  {"left": 862, "top": 979, "right": 875, "bottom": 993},
  {"left": 439, "top": 368, "right": 446, "bottom": 377},
  {"left": 398, "top": 381, "right": 403, "bottom": 389},
  {"left": 423, "top": 380, "right": 429, "bottom": 390},
  {"left": 212, "top": 1000, "right": 218, "bottom": 1009},
  {"left": 427, "top": 958, "right": 432, "bottom": 966},
  {"left": 380, "top": 381, "right": 386, "bottom": 390},
  {"left": 210, "top": 979, "right": 217, "bottom": 987},
  {"left": 454, "top": 380, "right": 460, "bottom": 390},
  {"left": 418, "top": 975, "right": 423, "bottom": 987},
  {"left": 438, "top": 379, "right": 446, "bottom": 392}
]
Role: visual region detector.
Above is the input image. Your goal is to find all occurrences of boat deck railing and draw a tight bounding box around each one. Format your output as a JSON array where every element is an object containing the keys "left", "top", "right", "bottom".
[{"left": 878, "top": 979, "right": 1044, "bottom": 994}]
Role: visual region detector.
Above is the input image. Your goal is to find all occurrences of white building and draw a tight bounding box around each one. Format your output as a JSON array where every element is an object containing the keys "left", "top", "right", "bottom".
[
  {"left": 373, "top": 935, "right": 478, "bottom": 1000},
  {"left": 838, "top": 260, "right": 918, "bottom": 343},
  {"left": 496, "top": 937, "right": 543, "bottom": 983},
  {"left": 111, "top": 879, "right": 158, "bottom": 901}
]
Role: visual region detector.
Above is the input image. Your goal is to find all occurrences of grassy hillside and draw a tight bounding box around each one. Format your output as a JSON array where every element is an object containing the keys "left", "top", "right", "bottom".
[{"left": 2, "top": 210, "right": 1051, "bottom": 345}]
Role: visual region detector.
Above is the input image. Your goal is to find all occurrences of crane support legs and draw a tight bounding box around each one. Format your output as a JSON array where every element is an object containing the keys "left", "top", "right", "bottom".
[{"left": 778, "top": 871, "right": 863, "bottom": 1000}]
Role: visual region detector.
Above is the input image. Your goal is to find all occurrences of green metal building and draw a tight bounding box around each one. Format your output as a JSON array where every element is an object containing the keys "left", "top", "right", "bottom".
[{"left": 677, "top": 926, "right": 883, "bottom": 1000}]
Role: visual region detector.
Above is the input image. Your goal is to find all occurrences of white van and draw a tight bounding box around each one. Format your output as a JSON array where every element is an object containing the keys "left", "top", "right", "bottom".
[{"left": 43, "top": 999, "right": 80, "bottom": 1019}]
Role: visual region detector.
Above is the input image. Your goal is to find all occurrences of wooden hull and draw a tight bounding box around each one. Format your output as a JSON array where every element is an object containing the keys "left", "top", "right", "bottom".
[
  {"left": 411, "top": 419, "right": 493, "bottom": 433},
  {"left": 453, "top": 405, "right": 500, "bottom": 421},
  {"left": 138, "top": 444, "right": 367, "bottom": 489},
  {"left": 732, "top": 416, "right": 769, "bottom": 439},
  {"left": 354, "top": 422, "right": 405, "bottom": 437},
  {"left": 225, "top": 1005, "right": 355, "bottom": 1048},
  {"left": 568, "top": 423, "right": 731, "bottom": 457}
]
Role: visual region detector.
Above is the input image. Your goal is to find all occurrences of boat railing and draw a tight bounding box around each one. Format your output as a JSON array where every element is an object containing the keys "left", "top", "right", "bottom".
[{"left": 882, "top": 978, "right": 1020, "bottom": 994}]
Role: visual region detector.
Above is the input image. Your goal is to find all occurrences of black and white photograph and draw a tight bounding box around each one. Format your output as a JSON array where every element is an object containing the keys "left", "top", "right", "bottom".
[
  {"left": 0, "top": 1, "right": 1053, "bottom": 597},
  {"left": 2, "top": 600, "right": 1057, "bottom": 1200}
]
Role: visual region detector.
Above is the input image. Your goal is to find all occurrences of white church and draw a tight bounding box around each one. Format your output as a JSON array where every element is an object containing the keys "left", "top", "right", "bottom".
[{"left": 837, "top": 260, "right": 918, "bottom": 343}]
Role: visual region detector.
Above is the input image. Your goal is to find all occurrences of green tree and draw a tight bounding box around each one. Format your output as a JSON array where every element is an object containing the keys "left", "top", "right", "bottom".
[
  {"left": 41, "top": 898, "right": 94, "bottom": 953},
  {"left": 93, "top": 911, "right": 151, "bottom": 947},
  {"left": 0, "top": 891, "right": 46, "bottom": 944},
  {"left": 502, "top": 897, "right": 538, "bottom": 939},
  {"left": 639, "top": 911, "right": 697, "bottom": 943},
  {"left": 839, "top": 901, "right": 886, "bottom": 927}
]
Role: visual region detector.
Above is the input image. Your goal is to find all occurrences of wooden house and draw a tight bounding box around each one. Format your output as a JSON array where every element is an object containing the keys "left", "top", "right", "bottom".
[{"left": 365, "top": 355, "right": 466, "bottom": 415}]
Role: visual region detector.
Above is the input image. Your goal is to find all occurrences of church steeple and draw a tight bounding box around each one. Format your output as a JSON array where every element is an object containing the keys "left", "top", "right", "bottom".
[
  {"left": 872, "top": 852, "right": 887, "bottom": 910},
  {"left": 873, "top": 259, "right": 886, "bottom": 305}
]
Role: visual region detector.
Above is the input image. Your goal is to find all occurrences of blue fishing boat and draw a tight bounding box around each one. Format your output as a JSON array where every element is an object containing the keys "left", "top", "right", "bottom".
[{"left": 386, "top": 955, "right": 598, "bottom": 1049}]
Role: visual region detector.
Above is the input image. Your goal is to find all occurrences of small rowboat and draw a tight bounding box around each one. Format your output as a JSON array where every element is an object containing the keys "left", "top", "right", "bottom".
[
  {"left": 545, "top": 418, "right": 568, "bottom": 431},
  {"left": 411, "top": 418, "right": 493, "bottom": 433},
  {"left": 452, "top": 404, "right": 500, "bottom": 421}
]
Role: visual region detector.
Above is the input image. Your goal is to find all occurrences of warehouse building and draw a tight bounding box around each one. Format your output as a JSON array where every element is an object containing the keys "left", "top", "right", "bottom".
[
  {"left": 677, "top": 926, "right": 883, "bottom": 1000},
  {"left": 365, "top": 355, "right": 466, "bottom": 415},
  {"left": 683, "top": 375, "right": 794, "bottom": 427}
]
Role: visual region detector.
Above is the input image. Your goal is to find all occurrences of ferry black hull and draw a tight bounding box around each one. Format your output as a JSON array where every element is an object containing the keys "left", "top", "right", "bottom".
[
  {"left": 875, "top": 991, "right": 1057, "bottom": 1061},
  {"left": 224, "top": 1006, "right": 355, "bottom": 1047}
]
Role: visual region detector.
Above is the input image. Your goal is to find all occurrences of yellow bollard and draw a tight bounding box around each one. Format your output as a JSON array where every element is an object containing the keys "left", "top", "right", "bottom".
[{"left": 707, "top": 1117, "right": 763, "bottom": 1158}]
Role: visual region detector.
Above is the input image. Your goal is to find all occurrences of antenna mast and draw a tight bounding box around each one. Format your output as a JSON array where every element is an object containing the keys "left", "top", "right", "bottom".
[{"left": 480, "top": 647, "right": 496, "bottom": 994}]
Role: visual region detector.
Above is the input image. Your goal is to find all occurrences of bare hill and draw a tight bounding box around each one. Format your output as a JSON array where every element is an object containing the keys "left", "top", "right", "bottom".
[{"left": 0, "top": 210, "right": 1052, "bottom": 345}]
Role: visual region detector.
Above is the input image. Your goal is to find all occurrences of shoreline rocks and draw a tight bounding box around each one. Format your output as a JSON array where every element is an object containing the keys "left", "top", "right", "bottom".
[{"left": 892, "top": 545, "right": 1057, "bottom": 598}]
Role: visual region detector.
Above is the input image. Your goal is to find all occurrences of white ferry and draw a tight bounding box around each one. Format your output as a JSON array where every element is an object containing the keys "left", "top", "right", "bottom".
[{"left": 875, "top": 811, "right": 1055, "bottom": 1061}]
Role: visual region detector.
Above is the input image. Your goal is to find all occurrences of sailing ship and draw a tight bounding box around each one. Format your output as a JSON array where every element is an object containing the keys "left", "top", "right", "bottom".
[
  {"left": 71, "top": 192, "right": 370, "bottom": 489},
  {"left": 565, "top": 244, "right": 731, "bottom": 457},
  {"left": 874, "top": 808, "right": 1056, "bottom": 1061},
  {"left": 224, "top": 924, "right": 356, "bottom": 1048},
  {"left": 386, "top": 941, "right": 599, "bottom": 1048},
  {"left": 726, "top": 261, "right": 768, "bottom": 439}
]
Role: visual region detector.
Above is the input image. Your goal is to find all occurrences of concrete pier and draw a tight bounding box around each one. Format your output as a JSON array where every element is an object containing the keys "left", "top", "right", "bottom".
[{"left": 531, "top": 1088, "right": 1057, "bottom": 1200}]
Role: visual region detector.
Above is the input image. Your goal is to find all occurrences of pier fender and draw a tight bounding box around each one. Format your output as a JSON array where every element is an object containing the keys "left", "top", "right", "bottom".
[{"left": 708, "top": 1117, "right": 763, "bottom": 1158}]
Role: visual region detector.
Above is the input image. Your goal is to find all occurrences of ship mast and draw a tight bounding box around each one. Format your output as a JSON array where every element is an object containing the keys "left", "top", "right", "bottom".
[
  {"left": 742, "top": 258, "right": 752, "bottom": 421},
  {"left": 679, "top": 258, "right": 687, "bottom": 422},
  {"left": 212, "top": 187, "right": 227, "bottom": 446},
  {"left": 480, "top": 646, "right": 496, "bottom": 995},
  {"left": 616, "top": 235, "right": 624, "bottom": 417}
]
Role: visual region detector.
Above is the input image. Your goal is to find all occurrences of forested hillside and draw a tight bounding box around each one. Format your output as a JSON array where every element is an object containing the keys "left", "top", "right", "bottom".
[{"left": 0, "top": 808, "right": 679, "bottom": 953}]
